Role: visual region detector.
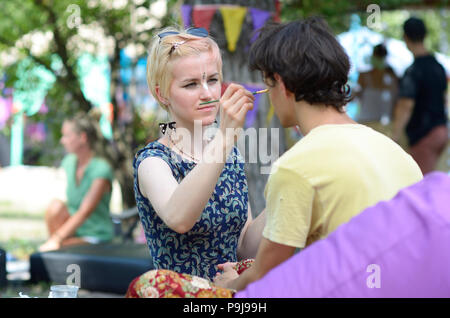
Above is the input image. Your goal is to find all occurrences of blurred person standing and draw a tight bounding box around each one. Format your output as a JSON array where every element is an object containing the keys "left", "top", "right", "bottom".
[
  {"left": 356, "top": 43, "right": 398, "bottom": 134},
  {"left": 392, "top": 17, "right": 448, "bottom": 174}
]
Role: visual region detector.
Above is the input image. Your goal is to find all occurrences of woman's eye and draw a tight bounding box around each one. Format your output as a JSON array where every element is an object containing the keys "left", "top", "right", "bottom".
[
  {"left": 208, "top": 78, "right": 218, "bottom": 85},
  {"left": 184, "top": 83, "right": 197, "bottom": 88}
]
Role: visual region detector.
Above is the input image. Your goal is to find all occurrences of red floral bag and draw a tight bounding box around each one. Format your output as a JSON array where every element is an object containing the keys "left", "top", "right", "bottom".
[{"left": 126, "top": 259, "right": 255, "bottom": 298}]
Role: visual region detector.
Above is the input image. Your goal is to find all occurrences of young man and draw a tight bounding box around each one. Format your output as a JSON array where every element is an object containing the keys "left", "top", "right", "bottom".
[
  {"left": 392, "top": 17, "right": 448, "bottom": 175},
  {"left": 214, "top": 17, "right": 423, "bottom": 291}
]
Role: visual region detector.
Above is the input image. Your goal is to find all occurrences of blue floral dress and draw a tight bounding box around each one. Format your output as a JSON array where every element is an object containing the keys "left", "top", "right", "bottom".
[{"left": 133, "top": 140, "right": 248, "bottom": 281}]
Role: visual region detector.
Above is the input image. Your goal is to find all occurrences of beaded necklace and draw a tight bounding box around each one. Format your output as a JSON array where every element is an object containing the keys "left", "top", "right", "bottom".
[{"left": 168, "top": 133, "right": 200, "bottom": 163}]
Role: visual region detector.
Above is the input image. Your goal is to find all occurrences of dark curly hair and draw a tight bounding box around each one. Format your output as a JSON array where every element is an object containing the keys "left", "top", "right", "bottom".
[{"left": 248, "top": 17, "right": 352, "bottom": 111}]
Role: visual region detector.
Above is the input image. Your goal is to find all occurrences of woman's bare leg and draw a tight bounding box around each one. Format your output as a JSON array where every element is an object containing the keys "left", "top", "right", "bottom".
[
  {"left": 45, "top": 199, "right": 70, "bottom": 237},
  {"left": 60, "top": 237, "right": 90, "bottom": 247},
  {"left": 43, "top": 200, "right": 94, "bottom": 249}
]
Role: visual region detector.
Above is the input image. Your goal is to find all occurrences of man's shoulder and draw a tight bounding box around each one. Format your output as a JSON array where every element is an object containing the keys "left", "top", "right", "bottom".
[
  {"left": 271, "top": 130, "right": 337, "bottom": 174},
  {"left": 411, "top": 55, "right": 444, "bottom": 72},
  {"left": 403, "top": 63, "right": 416, "bottom": 77}
]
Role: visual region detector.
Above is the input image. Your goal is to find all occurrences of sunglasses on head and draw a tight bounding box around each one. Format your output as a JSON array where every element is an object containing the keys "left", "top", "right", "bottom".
[{"left": 157, "top": 27, "right": 209, "bottom": 43}]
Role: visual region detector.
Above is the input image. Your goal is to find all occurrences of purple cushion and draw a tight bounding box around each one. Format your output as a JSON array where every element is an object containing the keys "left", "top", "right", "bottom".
[{"left": 235, "top": 172, "right": 450, "bottom": 298}]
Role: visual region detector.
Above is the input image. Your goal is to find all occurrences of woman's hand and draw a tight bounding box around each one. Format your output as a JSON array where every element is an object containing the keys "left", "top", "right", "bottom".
[
  {"left": 213, "top": 262, "right": 239, "bottom": 288},
  {"left": 218, "top": 83, "right": 255, "bottom": 145}
]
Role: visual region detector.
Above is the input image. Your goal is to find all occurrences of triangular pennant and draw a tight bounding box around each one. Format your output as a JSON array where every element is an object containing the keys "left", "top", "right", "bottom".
[
  {"left": 192, "top": 6, "right": 217, "bottom": 32},
  {"left": 275, "top": 0, "right": 282, "bottom": 22},
  {"left": 249, "top": 8, "right": 272, "bottom": 43},
  {"left": 220, "top": 6, "right": 247, "bottom": 52},
  {"left": 242, "top": 83, "right": 265, "bottom": 128},
  {"left": 180, "top": 4, "right": 192, "bottom": 29}
]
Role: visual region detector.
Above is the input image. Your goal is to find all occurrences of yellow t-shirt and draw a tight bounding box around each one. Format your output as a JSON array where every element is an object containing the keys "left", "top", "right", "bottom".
[{"left": 263, "top": 124, "right": 423, "bottom": 248}]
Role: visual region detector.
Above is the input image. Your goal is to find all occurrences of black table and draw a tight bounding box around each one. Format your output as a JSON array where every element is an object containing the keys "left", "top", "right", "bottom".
[{"left": 30, "top": 243, "right": 153, "bottom": 295}]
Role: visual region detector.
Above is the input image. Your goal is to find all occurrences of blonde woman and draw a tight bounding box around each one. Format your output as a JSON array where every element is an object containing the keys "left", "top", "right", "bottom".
[{"left": 133, "top": 27, "right": 265, "bottom": 282}]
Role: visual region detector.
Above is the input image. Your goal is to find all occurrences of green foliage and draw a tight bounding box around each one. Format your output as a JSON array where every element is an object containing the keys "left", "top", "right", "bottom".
[
  {"left": 2, "top": 237, "right": 42, "bottom": 260},
  {"left": 281, "top": 0, "right": 353, "bottom": 33},
  {"left": 0, "top": 0, "right": 179, "bottom": 206},
  {"left": 379, "top": 9, "right": 450, "bottom": 54},
  {"left": 280, "top": 0, "right": 450, "bottom": 46}
]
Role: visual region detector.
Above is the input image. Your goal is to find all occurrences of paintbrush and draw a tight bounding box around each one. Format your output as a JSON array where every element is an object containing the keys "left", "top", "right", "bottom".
[{"left": 199, "top": 88, "right": 269, "bottom": 106}]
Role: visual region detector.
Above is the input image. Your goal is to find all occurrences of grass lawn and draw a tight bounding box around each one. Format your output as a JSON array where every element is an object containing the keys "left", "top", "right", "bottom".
[
  {"left": 0, "top": 210, "right": 125, "bottom": 298},
  {"left": 0, "top": 209, "right": 49, "bottom": 298},
  {"left": 0, "top": 209, "right": 46, "bottom": 260}
]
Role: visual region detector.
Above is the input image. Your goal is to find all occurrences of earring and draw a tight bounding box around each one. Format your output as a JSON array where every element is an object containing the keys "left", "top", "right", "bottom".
[{"left": 159, "top": 121, "right": 176, "bottom": 134}]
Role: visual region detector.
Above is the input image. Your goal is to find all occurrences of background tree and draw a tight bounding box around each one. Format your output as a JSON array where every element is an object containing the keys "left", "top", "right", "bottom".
[
  {"left": 0, "top": 0, "right": 179, "bottom": 208},
  {"left": 1, "top": 0, "right": 449, "bottom": 212}
]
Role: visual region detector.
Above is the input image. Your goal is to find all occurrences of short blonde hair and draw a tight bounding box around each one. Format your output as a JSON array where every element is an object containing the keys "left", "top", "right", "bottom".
[{"left": 146, "top": 26, "right": 223, "bottom": 110}]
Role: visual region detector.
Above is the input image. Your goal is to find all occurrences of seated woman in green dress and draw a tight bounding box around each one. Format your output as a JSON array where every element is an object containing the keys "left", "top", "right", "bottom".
[{"left": 39, "top": 112, "right": 114, "bottom": 252}]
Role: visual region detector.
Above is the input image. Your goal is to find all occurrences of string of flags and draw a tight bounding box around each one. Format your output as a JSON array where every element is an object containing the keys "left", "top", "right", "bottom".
[{"left": 180, "top": 4, "right": 277, "bottom": 53}]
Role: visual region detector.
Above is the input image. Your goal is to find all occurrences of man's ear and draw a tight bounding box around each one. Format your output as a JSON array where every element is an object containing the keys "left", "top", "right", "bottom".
[
  {"left": 155, "top": 85, "right": 169, "bottom": 106},
  {"left": 273, "top": 73, "right": 291, "bottom": 98}
]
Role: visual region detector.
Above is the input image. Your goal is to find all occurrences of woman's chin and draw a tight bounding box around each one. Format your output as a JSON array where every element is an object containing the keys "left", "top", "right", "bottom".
[
  {"left": 202, "top": 119, "right": 216, "bottom": 126},
  {"left": 197, "top": 114, "right": 217, "bottom": 126}
]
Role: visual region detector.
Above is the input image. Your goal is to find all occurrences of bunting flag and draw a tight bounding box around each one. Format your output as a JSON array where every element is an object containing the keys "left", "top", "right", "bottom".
[
  {"left": 275, "top": 0, "right": 281, "bottom": 22},
  {"left": 180, "top": 4, "right": 192, "bottom": 29},
  {"left": 220, "top": 6, "right": 247, "bottom": 52},
  {"left": 242, "top": 83, "right": 265, "bottom": 128},
  {"left": 186, "top": 4, "right": 279, "bottom": 53},
  {"left": 249, "top": 8, "right": 272, "bottom": 43},
  {"left": 192, "top": 6, "right": 217, "bottom": 32}
]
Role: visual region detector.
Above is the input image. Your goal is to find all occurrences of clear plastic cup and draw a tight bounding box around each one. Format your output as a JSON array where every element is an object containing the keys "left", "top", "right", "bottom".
[{"left": 48, "top": 285, "right": 79, "bottom": 298}]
